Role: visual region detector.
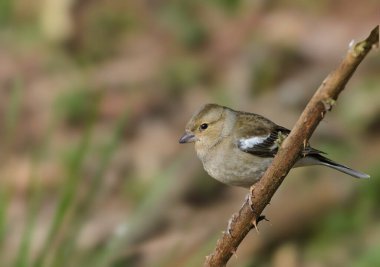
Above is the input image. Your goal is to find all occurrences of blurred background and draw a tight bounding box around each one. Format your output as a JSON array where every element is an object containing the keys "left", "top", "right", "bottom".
[{"left": 0, "top": 1, "right": 379, "bottom": 267}]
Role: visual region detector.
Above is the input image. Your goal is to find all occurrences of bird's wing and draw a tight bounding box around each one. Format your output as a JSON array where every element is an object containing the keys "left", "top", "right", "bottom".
[
  {"left": 235, "top": 113, "right": 326, "bottom": 158},
  {"left": 237, "top": 126, "right": 290, "bottom": 157},
  {"left": 237, "top": 124, "right": 326, "bottom": 158}
]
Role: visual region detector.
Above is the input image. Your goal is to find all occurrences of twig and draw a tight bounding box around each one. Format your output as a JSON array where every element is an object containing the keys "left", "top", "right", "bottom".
[{"left": 204, "top": 26, "right": 379, "bottom": 267}]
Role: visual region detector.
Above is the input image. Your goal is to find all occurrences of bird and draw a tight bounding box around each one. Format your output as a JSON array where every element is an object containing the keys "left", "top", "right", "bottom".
[{"left": 179, "top": 103, "right": 370, "bottom": 188}]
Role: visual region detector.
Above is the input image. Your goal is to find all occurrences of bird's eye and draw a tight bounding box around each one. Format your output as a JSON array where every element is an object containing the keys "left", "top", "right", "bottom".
[{"left": 200, "top": 123, "right": 208, "bottom": 130}]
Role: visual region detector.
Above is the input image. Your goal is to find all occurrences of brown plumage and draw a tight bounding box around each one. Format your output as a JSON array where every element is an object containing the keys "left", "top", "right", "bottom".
[{"left": 179, "top": 104, "right": 369, "bottom": 188}]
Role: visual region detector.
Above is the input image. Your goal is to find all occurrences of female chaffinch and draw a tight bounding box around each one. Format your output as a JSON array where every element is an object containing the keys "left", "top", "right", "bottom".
[{"left": 179, "top": 103, "right": 369, "bottom": 188}]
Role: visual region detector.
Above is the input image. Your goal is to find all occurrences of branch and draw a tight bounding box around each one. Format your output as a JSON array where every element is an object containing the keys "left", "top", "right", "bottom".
[{"left": 204, "top": 26, "right": 379, "bottom": 267}]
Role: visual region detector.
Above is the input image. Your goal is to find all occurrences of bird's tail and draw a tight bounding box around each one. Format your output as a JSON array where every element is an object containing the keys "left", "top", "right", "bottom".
[{"left": 310, "top": 154, "right": 370, "bottom": 179}]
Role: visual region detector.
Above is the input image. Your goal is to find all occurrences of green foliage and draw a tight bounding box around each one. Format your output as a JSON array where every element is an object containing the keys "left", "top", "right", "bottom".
[
  {"left": 211, "top": 0, "right": 243, "bottom": 12},
  {"left": 351, "top": 244, "right": 380, "bottom": 267},
  {"left": 0, "top": 0, "right": 13, "bottom": 25},
  {"left": 77, "top": 7, "right": 135, "bottom": 62},
  {"left": 360, "top": 164, "right": 380, "bottom": 204},
  {"left": 32, "top": 127, "right": 92, "bottom": 267},
  {"left": 55, "top": 89, "right": 100, "bottom": 127},
  {"left": 14, "top": 167, "right": 43, "bottom": 267},
  {"left": 4, "top": 79, "right": 23, "bottom": 145},
  {"left": 162, "top": 58, "right": 205, "bottom": 93},
  {"left": 304, "top": 161, "right": 380, "bottom": 265},
  {"left": 0, "top": 187, "right": 11, "bottom": 260},
  {"left": 160, "top": 1, "right": 208, "bottom": 49},
  {"left": 250, "top": 46, "right": 309, "bottom": 95}
]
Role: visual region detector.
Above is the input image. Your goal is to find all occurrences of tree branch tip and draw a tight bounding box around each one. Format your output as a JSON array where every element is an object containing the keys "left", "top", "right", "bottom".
[
  {"left": 371, "top": 25, "right": 379, "bottom": 39},
  {"left": 366, "top": 25, "right": 379, "bottom": 46},
  {"left": 350, "top": 25, "right": 379, "bottom": 56}
]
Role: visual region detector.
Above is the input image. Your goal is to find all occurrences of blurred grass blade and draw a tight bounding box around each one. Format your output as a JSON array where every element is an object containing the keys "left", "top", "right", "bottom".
[
  {"left": 89, "top": 158, "right": 185, "bottom": 267},
  {"left": 31, "top": 119, "right": 95, "bottom": 267},
  {"left": 13, "top": 120, "right": 56, "bottom": 267},
  {"left": 13, "top": 166, "right": 42, "bottom": 267},
  {"left": 0, "top": 186, "right": 11, "bottom": 260},
  {"left": 4, "top": 79, "right": 23, "bottom": 150},
  {"left": 50, "top": 110, "right": 129, "bottom": 267}
]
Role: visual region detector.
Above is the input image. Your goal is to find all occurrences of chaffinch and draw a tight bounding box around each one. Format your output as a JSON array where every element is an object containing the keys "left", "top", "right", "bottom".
[{"left": 179, "top": 103, "right": 369, "bottom": 188}]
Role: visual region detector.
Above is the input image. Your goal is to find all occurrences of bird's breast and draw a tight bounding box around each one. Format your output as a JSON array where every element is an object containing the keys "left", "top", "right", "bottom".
[{"left": 198, "top": 141, "right": 273, "bottom": 188}]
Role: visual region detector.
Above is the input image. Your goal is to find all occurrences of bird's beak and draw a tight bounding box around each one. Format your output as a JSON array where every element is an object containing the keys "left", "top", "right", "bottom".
[{"left": 179, "top": 132, "right": 197, "bottom": 144}]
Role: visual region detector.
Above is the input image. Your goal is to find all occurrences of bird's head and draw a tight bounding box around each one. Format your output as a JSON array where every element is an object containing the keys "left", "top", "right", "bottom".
[{"left": 179, "top": 104, "right": 233, "bottom": 151}]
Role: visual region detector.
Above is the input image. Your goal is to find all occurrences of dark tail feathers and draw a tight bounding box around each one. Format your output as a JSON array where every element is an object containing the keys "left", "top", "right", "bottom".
[{"left": 312, "top": 154, "right": 370, "bottom": 179}]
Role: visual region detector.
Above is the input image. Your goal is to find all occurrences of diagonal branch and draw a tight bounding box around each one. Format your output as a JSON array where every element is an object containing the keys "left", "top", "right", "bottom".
[{"left": 204, "top": 25, "right": 379, "bottom": 267}]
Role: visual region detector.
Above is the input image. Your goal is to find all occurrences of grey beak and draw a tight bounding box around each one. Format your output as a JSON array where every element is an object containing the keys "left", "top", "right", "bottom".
[{"left": 179, "top": 132, "right": 196, "bottom": 144}]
